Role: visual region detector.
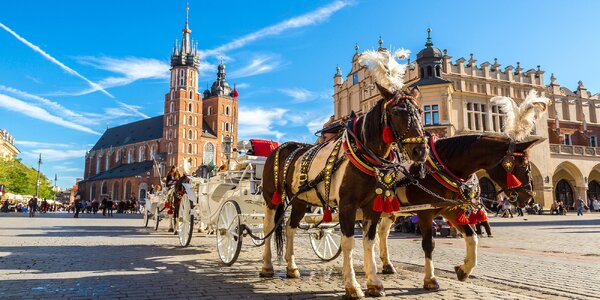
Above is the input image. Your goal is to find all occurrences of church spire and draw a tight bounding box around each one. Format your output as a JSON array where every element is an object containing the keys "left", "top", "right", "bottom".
[{"left": 181, "top": 4, "right": 192, "bottom": 54}]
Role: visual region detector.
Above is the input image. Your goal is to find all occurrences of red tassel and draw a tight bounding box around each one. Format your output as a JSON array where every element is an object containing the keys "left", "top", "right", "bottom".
[
  {"left": 477, "top": 209, "right": 488, "bottom": 222},
  {"left": 323, "top": 207, "right": 332, "bottom": 223},
  {"left": 373, "top": 195, "right": 383, "bottom": 212},
  {"left": 382, "top": 125, "right": 395, "bottom": 144},
  {"left": 468, "top": 212, "right": 479, "bottom": 225},
  {"left": 383, "top": 197, "right": 393, "bottom": 213},
  {"left": 506, "top": 172, "right": 522, "bottom": 189},
  {"left": 391, "top": 195, "right": 401, "bottom": 212},
  {"left": 167, "top": 209, "right": 173, "bottom": 215},
  {"left": 164, "top": 202, "right": 170, "bottom": 209},
  {"left": 456, "top": 211, "right": 469, "bottom": 225},
  {"left": 271, "top": 191, "right": 282, "bottom": 205}
]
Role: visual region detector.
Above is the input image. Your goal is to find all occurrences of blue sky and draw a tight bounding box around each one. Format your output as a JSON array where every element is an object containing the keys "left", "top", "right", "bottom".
[{"left": 1, "top": 0, "right": 599, "bottom": 189}]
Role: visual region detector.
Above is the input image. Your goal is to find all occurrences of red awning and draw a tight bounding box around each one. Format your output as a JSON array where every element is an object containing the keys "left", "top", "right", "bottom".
[{"left": 249, "top": 139, "right": 279, "bottom": 157}]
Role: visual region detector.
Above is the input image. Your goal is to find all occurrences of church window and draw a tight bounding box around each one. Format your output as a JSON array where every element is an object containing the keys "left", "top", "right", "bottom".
[
  {"left": 225, "top": 122, "right": 230, "bottom": 132},
  {"left": 189, "top": 91, "right": 193, "bottom": 99},
  {"left": 188, "top": 130, "right": 193, "bottom": 140},
  {"left": 180, "top": 70, "right": 185, "bottom": 86},
  {"left": 127, "top": 149, "right": 133, "bottom": 163},
  {"left": 424, "top": 105, "right": 439, "bottom": 125},
  {"left": 188, "top": 143, "right": 193, "bottom": 154},
  {"left": 168, "top": 143, "right": 173, "bottom": 154},
  {"left": 435, "top": 65, "right": 441, "bottom": 77},
  {"left": 466, "top": 102, "right": 488, "bottom": 131},
  {"left": 225, "top": 106, "right": 231, "bottom": 116},
  {"left": 189, "top": 116, "right": 193, "bottom": 125},
  {"left": 207, "top": 106, "right": 213, "bottom": 115},
  {"left": 170, "top": 102, "right": 174, "bottom": 113},
  {"left": 139, "top": 146, "right": 145, "bottom": 162},
  {"left": 115, "top": 150, "right": 120, "bottom": 162}
]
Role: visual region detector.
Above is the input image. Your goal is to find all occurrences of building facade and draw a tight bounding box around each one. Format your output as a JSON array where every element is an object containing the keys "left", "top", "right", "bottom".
[
  {"left": 80, "top": 8, "right": 239, "bottom": 202},
  {"left": 0, "top": 129, "right": 19, "bottom": 160},
  {"left": 333, "top": 31, "right": 600, "bottom": 209}
]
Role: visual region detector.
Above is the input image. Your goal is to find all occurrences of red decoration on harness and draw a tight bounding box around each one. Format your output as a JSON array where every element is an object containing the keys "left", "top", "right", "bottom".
[
  {"left": 391, "top": 195, "right": 401, "bottom": 212},
  {"left": 373, "top": 194, "right": 384, "bottom": 212},
  {"left": 167, "top": 209, "right": 173, "bottom": 215},
  {"left": 382, "top": 125, "right": 395, "bottom": 144},
  {"left": 383, "top": 197, "right": 393, "bottom": 213},
  {"left": 506, "top": 172, "right": 522, "bottom": 189},
  {"left": 323, "top": 207, "right": 332, "bottom": 223},
  {"left": 271, "top": 191, "right": 282, "bottom": 205},
  {"left": 455, "top": 211, "right": 469, "bottom": 225},
  {"left": 468, "top": 211, "right": 479, "bottom": 225},
  {"left": 164, "top": 202, "right": 170, "bottom": 209},
  {"left": 477, "top": 208, "right": 488, "bottom": 222}
]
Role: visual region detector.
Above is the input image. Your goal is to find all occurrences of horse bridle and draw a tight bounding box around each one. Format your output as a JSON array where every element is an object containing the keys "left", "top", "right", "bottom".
[
  {"left": 383, "top": 95, "right": 428, "bottom": 157},
  {"left": 493, "top": 142, "right": 534, "bottom": 204}
]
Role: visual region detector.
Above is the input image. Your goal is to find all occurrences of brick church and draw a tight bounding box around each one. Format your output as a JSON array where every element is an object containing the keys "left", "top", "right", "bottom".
[{"left": 79, "top": 8, "right": 238, "bottom": 202}]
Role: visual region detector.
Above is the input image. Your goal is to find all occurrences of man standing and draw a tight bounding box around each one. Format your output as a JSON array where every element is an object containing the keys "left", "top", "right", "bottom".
[
  {"left": 74, "top": 196, "right": 81, "bottom": 218},
  {"left": 28, "top": 197, "right": 37, "bottom": 217},
  {"left": 574, "top": 197, "right": 585, "bottom": 216}
]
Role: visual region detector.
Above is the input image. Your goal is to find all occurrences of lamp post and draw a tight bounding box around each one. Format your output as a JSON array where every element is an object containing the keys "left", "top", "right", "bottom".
[
  {"left": 223, "top": 136, "right": 232, "bottom": 169},
  {"left": 35, "top": 154, "right": 42, "bottom": 198}
]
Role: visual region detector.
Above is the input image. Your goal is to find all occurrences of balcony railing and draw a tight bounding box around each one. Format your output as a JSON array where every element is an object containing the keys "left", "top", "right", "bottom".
[{"left": 549, "top": 144, "right": 600, "bottom": 156}]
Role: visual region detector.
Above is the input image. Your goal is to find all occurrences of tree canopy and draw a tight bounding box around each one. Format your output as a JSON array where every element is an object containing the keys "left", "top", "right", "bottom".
[{"left": 0, "top": 158, "right": 54, "bottom": 199}]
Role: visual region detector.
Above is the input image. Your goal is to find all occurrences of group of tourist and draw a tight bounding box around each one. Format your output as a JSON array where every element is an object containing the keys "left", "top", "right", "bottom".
[
  {"left": 550, "top": 197, "right": 600, "bottom": 216},
  {"left": 0, "top": 197, "right": 63, "bottom": 216},
  {"left": 71, "top": 196, "right": 140, "bottom": 218}
]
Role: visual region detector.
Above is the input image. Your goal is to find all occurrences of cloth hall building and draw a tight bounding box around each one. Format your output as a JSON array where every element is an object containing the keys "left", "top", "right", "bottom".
[
  {"left": 80, "top": 9, "right": 238, "bottom": 202},
  {"left": 333, "top": 31, "right": 600, "bottom": 209}
]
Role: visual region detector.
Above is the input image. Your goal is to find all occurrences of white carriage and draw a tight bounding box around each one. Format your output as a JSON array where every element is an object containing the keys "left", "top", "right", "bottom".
[{"left": 173, "top": 139, "right": 343, "bottom": 266}]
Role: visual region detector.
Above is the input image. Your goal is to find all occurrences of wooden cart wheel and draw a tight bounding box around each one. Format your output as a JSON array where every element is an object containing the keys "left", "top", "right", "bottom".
[
  {"left": 251, "top": 229, "right": 265, "bottom": 247},
  {"left": 177, "top": 195, "right": 194, "bottom": 247},
  {"left": 154, "top": 206, "right": 160, "bottom": 231},
  {"left": 310, "top": 227, "right": 342, "bottom": 261},
  {"left": 143, "top": 205, "right": 150, "bottom": 228},
  {"left": 216, "top": 200, "right": 242, "bottom": 266}
]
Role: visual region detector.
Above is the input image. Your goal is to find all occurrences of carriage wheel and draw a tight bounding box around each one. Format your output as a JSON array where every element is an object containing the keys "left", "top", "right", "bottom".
[
  {"left": 216, "top": 200, "right": 242, "bottom": 266},
  {"left": 251, "top": 229, "right": 265, "bottom": 247},
  {"left": 154, "top": 206, "right": 160, "bottom": 231},
  {"left": 143, "top": 205, "right": 150, "bottom": 228},
  {"left": 310, "top": 227, "right": 342, "bottom": 261},
  {"left": 177, "top": 195, "right": 194, "bottom": 247}
]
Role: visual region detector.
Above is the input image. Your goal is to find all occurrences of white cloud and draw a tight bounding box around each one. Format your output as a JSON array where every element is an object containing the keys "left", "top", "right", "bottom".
[
  {"left": 23, "top": 149, "right": 87, "bottom": 162},
  {"left": 238, "top": 107, "right": 288, "bottom": 140},
  {"left": 280, "top": 87, "right": 332, "bottom": 103},
  {"left": 0, "top": 22, "right": 113, "bottom": 98},
  {"left": 200, "top": 1, "right": 350, "bottom": 58},
  {"left": 235, "top": 83, "right": 251, "bottom": 89},
  {"left": 53, "top": 165, "right": 83, "bottom": 173},
  {"left": 229, "top": 54, "right": 282, "bottom": 78},
  {"left": 15, "top": 141, "right": 72, "bottom": 148},
  {"left": 0, "top": 94, "right": 100, "bottom": 135},
  {"left": 307, "top": 114, "right": 333, "bottom": 134}
]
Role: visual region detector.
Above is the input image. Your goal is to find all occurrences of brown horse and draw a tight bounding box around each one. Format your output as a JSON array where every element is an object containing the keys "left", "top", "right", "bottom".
[
  {"left": 261, "top": 81, "right": 429, "bottom": 298},
  {"left": 374, "top": 134, "right": 541, "bottom": 291}
]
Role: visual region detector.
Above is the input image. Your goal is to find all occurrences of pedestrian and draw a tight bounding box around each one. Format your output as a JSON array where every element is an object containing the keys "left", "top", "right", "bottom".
[
  {"left": 28, "top": 197, "right": 37, "bottom": 217},
  {"left": 502, "top": 197, "right": 513, "bottom": 218},
  {"left": 593, "top": 198, "right": 600, "bottom": 212},
  {"left": 516, "top": 205, "right": 524, "bottom": 217},
  {"left": 101, "top": 197, "right": 108, "bottom": 216},
  {"left": 107, "top": 197, "right": 114, "bottom": 217},
  {"left": 74, "top": 196, "right": 81, "bottom": 218},
  {"left": 574, "top": 197, "right": 586, "bottom": 216},
  {"left": 494, "top": 194, "right": 503, "bottom": 217}
]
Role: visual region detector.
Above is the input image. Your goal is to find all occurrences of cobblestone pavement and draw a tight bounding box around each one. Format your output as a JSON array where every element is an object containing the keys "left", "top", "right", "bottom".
[{"left": 0, "top": 212, "right": 598, "bottom": 299}]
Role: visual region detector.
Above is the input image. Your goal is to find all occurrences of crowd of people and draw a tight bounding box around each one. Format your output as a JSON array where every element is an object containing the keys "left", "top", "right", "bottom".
[
  {"left": 0, "top": 197, "right": 64, "bottom": 216},
  {"left": 70, "top": 196, "right": 140, "bottom": 218}
]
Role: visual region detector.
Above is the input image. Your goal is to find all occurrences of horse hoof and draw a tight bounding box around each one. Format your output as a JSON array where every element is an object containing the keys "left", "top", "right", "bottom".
[
  {"left": 343, "top": 286, "right": 365, "bottom": 299},
  {"left": 454, "top": 265, "right": 468, "bottom": 281},
  {"left": 381, "top": 264, "right": 396, "bottom": 274},
  {"left": 259, "top": 268, "right": 274, "bottom": 278},
  {"left": 423, "top": 278, "right": 440, "bottom": 290},
  {"left": 366, "top": 285, "right": 385, "bottom": 297},
  {"left": 286, "top": 268, "right": 300, "bottom": 278}
]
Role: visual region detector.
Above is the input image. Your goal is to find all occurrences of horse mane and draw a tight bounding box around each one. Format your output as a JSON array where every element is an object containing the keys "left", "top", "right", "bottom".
[
  {"left": 491, "top": 90, "right": 549, "bottom": 141},
  {"left": 358, "top": 97, "right": 386, "bottom": 146}
]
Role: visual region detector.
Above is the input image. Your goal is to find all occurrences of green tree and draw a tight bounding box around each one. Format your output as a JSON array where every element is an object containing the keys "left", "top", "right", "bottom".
[{"left": 0, "top": 158, "right": 55, "bottom": 199}]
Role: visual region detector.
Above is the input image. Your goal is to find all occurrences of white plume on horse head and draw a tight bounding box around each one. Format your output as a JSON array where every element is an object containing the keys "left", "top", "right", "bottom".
[
  {"left": 358, "top": 48, "right": 409, "bottom": 94},
  {"left": 182, "top": 158, "right": 191, "bottom": 175},
  {"left": 491, "top": 89, "right": 550, "bottom": 141}
]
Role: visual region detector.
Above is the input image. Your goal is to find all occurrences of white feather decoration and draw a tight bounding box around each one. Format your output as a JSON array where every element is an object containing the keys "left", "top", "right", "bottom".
[
  {"left": 358, "top": 49, "right": 407, "bottom": 93},
  {"left": 182, "top": 158, "right": 191, "bottom": 175},
  {"left": 394, "top": 48, "right": 411, "bottom": 60},
  {"left": 491, "top": 89, "right": 549, "bottom": 141}
]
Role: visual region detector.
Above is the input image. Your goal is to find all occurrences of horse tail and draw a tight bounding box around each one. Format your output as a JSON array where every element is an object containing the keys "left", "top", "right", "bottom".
[{"left": 274, "top": 200, "right": 285, "bottom": 258}]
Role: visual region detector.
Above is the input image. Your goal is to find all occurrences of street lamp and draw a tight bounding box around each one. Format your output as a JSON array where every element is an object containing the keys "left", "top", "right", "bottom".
[{"left": 222, "top": 136, "right": 232, "bottom": 169}]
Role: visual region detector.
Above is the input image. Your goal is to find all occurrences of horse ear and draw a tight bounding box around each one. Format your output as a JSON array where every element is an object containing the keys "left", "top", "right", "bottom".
[
  {"left": 516, "top": 137, "right": 544, "bottom": 152},
  {"left": 409, "top": 86, "right": 420, "bottom": 100},
  {"left": 375, "top": 83, "right": 395, "bottom": 101}
]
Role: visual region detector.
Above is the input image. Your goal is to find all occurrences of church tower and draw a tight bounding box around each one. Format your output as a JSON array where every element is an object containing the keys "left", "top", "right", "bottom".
[
  {"left": 202, "top": 61, "right": 239, "bottom": 163},
  {"left": 164, "top": 5, "right": 202, "bottom": 168}
]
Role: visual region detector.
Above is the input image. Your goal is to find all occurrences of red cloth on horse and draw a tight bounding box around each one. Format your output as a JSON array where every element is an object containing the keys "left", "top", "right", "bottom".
[{"left": 249, "top": 139, "right": 279, "bottom": 157}]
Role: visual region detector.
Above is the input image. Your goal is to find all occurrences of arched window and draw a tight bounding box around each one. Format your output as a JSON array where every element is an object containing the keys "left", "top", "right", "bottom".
[
  {"left": 113, "top": 182, "right": 120, "bottom": 201},
  {"left": 427, "top": 66, "right": 433, "bottom": 77},
  {"left": 555, "top": 179, "right": 574, "bottom": 209},
  {"left": 125, "top": 181, "right": 132, "bottom": 199},
  {"left": 105, "top": 154, "right": 110, "bottom": 170},
  {"left": 225, "top": 106, "right": 231, "bottom": 116},
  {"left": 188, "top": 143, "right": 193, "bottom": 154},
  {"left": 207, "top": 106, "right": 213, "bottom": 115},
  {"left": 180, "top": 70, "right": 184, "bottom": 86},
  {"left": 189, "top": 91, "right": 193, "bottom": 99},
  {"left": 188, "top": 103, "right": 193, "bottom": 112},
  {"left": 168, "top": 143, "right": 173, "bottom": 154},
  {"left": 127, "top": 149, "right": 133, "bottom": 163},
  {"left": 188, "top": 116, "right": 193, "bottom": 125},
  {"left": 225, "top": 122, "right": 230, "bottom": 132},
  {"left": 139, "top": 146, "right": 145, "bottom": 162},
  {"left": 169, "top": 102, "right": 174, "bottom": 113},
  {"left": 203, "top": 142, "right": 215, "bottom": 164},
  {"left": 436, "top": 65, "right": 441, "bottom": 77},
  {"left": 188, "top": 130, "right": 193, "bottom": 140}
]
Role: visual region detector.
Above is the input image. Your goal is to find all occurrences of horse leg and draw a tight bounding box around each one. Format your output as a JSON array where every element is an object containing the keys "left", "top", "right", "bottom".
[
  {"left": 377, "top": 216, "right": 396, "bottom": 274},
  {"left": 418, "top": 212, "right": 439, "bottom": 290},
  {"left": 285, "top": 202, "right": 306, "bottom": 278},
  {"left": 260, "top": 205, "right": 276, "bottom": 277},
  {"left": 340, "top": 206, "right": 364, "bottom": 299},
  {"left": 363, "top": 217, "right": 385, "bottom": 297},
  {"left": 447, "top": 214, "right": 478, "bottom": 281}
]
